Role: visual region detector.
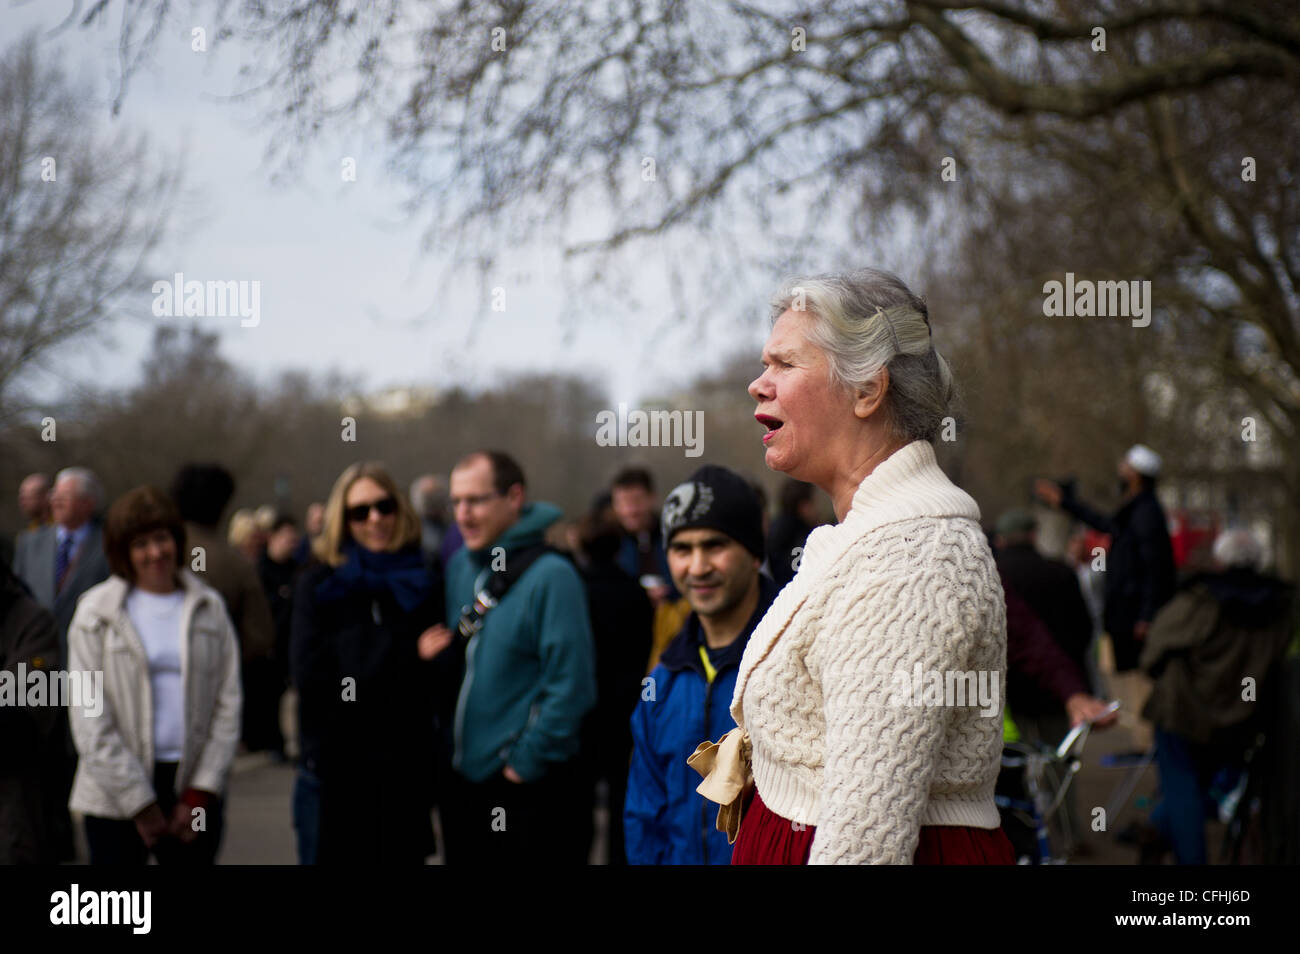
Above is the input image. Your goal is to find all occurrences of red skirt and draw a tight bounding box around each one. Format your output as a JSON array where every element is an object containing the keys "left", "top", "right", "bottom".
[{"left": 730, "top": 788, "right": 1016, "bottom": 865}]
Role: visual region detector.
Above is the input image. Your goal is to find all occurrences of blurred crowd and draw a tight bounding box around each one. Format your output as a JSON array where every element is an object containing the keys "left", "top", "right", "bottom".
[{"left": 1, "top": 442, "right": 1295, "bottom": 865}]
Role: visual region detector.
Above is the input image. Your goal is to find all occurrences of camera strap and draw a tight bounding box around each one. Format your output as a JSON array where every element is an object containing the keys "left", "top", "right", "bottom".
[{"left": 456, "top": 543, "right": 553, "bottom": 640}]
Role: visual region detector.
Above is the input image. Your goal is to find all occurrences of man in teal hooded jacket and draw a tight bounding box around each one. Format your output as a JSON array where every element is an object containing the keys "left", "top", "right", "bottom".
[{"left": 437, "top": 450, "right": 596, "bottom": 864}]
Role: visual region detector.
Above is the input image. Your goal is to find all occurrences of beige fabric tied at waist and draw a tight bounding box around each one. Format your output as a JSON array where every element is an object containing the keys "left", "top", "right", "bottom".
[{"left": 687, "top": 728, "right": 753, "bottom": 844}]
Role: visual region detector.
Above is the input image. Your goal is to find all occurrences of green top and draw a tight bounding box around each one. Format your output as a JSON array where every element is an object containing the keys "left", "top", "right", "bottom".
[{"left": 444, "top": 502, "right": 597, "bottom": 783}]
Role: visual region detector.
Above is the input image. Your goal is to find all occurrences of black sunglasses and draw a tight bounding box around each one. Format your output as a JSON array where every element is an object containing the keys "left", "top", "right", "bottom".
[{"left": 345, "top": 496, "right": 398, "bottom": 523}]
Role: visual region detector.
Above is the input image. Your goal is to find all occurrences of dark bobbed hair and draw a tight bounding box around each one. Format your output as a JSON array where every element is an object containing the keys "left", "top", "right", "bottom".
[{"left": 104, "top": 486, "right": 186, "bottom": 583}]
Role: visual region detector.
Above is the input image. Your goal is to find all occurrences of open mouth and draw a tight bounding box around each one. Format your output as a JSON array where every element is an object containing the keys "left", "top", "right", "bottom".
[{"left": 756, "top": 413, "right": 783, "bottom": 442}]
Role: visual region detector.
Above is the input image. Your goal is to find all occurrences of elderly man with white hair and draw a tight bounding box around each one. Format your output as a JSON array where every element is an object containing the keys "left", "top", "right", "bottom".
[
  {"left": 1034, "top": 443, "right": 1177, "bottom": 752},
  {"left": 14, "top": 467, "right": 111, "bottom": 659},
  {"left": 1135, "top": 527, "right": 1294, "bottom": 863}
]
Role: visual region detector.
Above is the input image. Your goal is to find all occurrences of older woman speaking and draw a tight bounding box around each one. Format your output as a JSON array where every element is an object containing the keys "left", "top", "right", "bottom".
[{"left": 708, "top": 268, "right": 1013, "bottom": 865}]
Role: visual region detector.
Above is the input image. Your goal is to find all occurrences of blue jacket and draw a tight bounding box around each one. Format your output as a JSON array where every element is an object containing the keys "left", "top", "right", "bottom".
[
  {"left": 445, "top": 503, "right": 597, "bottom": 783},
  {"left": 624, "top": 577, "right": 777, "bottom": 864}
]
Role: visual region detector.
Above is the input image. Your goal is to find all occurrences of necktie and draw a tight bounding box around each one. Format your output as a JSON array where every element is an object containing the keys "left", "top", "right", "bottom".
[{"left": 55, "top": 534, "right": 74, "bottom": 592}]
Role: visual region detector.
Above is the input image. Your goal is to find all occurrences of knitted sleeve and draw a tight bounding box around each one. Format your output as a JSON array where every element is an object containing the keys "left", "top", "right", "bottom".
[{"left": 809, "top": 528, "right": 986, "bottom": 864}]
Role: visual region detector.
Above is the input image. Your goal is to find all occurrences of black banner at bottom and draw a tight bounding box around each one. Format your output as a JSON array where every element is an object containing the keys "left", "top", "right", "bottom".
[{"left": 0, "top": 863, "right": 1280, "bottom": 940}]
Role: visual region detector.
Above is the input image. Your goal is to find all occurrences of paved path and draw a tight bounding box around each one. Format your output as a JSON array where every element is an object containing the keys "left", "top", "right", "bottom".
[
  {"left": 215, "top": 733, "right": 1161, "bottom": 865},
  {"left": 218, "top": 754, "right": 298, "bottom": 865}
]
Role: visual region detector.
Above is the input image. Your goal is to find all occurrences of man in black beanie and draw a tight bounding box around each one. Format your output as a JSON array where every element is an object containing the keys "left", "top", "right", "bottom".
[{"left": 624, "top": 465, "right": 777, "bottom": 864}]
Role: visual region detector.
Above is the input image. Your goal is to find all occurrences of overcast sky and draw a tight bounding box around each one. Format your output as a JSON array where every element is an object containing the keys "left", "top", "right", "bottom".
[{"left": 7, "top": 1, "right": 774, "bottom": 409}]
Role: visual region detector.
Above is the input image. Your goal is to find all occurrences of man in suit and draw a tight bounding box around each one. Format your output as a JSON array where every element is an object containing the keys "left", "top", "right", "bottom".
[
  {"left": 14, "top": 467, "right": 110, "bottom": 661},
  {"left": 17, "top": 472, "right": 53, "bottom": 529},
  {"left": 12, "top": 466, "right": 110, "bottom": 861},
  {"left": 4, "top": 473, "right": 52, "bottom": 573}
]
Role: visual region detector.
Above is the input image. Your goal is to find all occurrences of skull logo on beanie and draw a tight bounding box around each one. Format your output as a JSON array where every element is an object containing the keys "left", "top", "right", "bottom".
[
  {"left": 661, "top": 465, "right": 764, "bottom": 560},
  {"left": 661, "top": 481, "right": 714, "bottom": 536}
]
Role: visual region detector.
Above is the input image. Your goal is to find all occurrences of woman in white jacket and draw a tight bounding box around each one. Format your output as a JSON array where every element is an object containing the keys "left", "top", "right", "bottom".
[
  {"left": 67, "top": 486, "right": 242, "bottom": 865},
  {"left": 696, "top": 268, "right": 1015, "bottom": 864}
]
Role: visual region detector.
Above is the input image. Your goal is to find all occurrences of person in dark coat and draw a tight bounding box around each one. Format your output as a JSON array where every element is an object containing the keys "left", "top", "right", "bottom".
[
  {"left": 256, "top": 515, "right": 302, "bottom": 760},
  {"left": 994, "top": 508, "right": 1097, "bottom": 744},
  {"left": 410, "top": 474, "right": 451, "bottom": 574},
  {"left": 290, "top": 462, "right": 445, "bottom": 865},
  {"left": 1139, "top": 529, "right": 1295, "bottom": 864},
  {"left": 0, "top": 560, "right": 60, "bottom": 863},
  {"left": 999, "top": 567, "right": 1116, "bottom": 860},
  {"left": 610, "top": 467, "right": 678, "bottom": 604},
  {"left": 1035, "top": 443, "right": 1176, "bottom": 752},
  {"left": 576, "top": 509, "right": 654, "bottom": 865},
  {"left": 1001, "top": 568, "right": 1113, "bottom": 730},
  {"left": 765, "top": 478, "right": 819, "bottom": 588},
  {"left": 170, "top": 464, "right": 277, "bottom": 754}
]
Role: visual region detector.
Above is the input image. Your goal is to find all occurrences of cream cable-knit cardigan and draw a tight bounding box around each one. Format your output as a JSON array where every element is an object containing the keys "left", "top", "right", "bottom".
[{"left": 731, "top": 439, "right": 1007, "bottom": 864}]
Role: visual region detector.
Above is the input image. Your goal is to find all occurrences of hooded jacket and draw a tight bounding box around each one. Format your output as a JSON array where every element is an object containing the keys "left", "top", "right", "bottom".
[
  {"left": 625, "top": 576, "right": 777, "bottom": 865},
  {"left": 444, "top": 502, "right": 596, "bottom": 784},
  {"left": 1140, "top": 568, "right": 1295, "bottom": 748}
]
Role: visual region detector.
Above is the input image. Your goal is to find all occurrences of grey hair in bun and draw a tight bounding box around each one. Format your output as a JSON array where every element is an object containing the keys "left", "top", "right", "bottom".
[{"left": 769, "top": 267, "right": 957, "bottom": 444}]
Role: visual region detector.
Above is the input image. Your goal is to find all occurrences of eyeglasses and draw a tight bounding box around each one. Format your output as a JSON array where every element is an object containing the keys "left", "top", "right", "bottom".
[
  {"left": 344, "top": 497, "right": 397, "bottom": 523},
  {"left": 450, "top": 492, "right": 501, "bottom": 510}
]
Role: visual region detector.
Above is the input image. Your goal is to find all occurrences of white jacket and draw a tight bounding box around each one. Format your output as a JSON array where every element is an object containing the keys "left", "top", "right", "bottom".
[
  {"left": 67, "top": 571, "right": 242, "bottom": 819},
  {"left": 731, "top": 439, "right": 1007, "bottom": 864}
]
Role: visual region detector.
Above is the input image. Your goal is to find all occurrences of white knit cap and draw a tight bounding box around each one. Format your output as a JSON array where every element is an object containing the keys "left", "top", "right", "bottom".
[{"left": 1124, "top": 444, "right": 1162, "bottom": 477}]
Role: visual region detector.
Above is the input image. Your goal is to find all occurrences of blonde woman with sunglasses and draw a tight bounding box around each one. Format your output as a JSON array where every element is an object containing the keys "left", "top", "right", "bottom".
[{"left": 289, "top": 462, "right": 451, "bottom": 864}]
